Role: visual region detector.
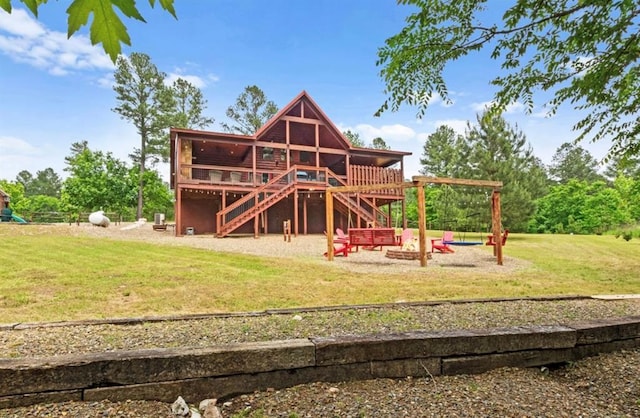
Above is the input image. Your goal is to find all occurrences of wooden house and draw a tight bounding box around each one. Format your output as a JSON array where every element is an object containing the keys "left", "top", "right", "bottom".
[
  {"left": 0, "top": 189, "right": 9, "bottom": 210},
  {"left": 169, "top": 91, "right": 412, "bottom": 237}
]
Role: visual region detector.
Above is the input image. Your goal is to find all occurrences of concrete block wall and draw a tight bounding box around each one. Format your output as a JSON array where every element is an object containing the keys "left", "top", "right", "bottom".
[{"left": 1, "top": 317, "right": 639, "bottom": 408}]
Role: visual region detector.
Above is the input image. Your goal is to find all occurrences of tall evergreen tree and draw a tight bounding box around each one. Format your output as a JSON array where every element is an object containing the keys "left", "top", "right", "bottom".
[
  {"left": 420, "top": 125, "right": 464, "bottom": 177},
  {"left": 169, "top": 78, "right": 215, "bottom": 130},
  {"left": 343, "top": 130, "right": 365, "bottom": 147},
  {"left": 604, "top": 154, "right": 640, "bottom": 181},
  {"left": 370, "top": 137, "right": 390, "bottom": 150},
  {"left": 65, "top": 141, "right": 89, "bottom": 166},
  {"left": 419, "top": 125, "right": 467, "bottom": 229},
  {"left": 112, "top": 52, "right": 174, "bottom": 219},
  {"left": 459, "top": 112, "right": 548, "bottom": 232},
  {"left": 14, "top": 171, "right": 33, "bottom": 194},
  {"left": 221, "top": 85, "right": 278, "bottom": 135},
  {"left": 548, "top": 143, "right": 604, "bottom": 184},
  {"left": 16, "top": 168, "right": 62, "bottom": 198}
]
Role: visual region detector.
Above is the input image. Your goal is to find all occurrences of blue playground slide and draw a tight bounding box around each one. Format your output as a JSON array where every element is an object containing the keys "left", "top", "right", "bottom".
[{"left": 11, "top": 214, "right": 27, "bottom": 223}]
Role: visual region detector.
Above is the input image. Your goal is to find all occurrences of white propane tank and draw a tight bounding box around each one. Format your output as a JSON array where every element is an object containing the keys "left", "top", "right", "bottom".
[{"left": 88, "top": 210, "right": 111, "bottom": 227}]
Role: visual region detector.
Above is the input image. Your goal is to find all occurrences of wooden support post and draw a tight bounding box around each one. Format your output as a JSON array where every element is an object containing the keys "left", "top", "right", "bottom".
[
  {"left": 264, "top": 211, "right": 268, "bottom": 235},
  {"left": 417, "top": 183, "right": 427, "bottom": 267},
  {"left": 294, "top": 190, "right": 299, "bottom": 236},
  {"left": 176, "top": 187, "right": 182, "bottom": 237},
  {"left": 326, "top": 191, "right": 334, "bottom": 260},
  {"left": 283, "top": 220, "right": 291, "bottom": 242},
  {"left": 491, "top": 189, "right": 503, "bottom": 265},
  {"left": 402, "top": 197, "right": 407, "bottom": 230},
  {"left": 253, "top": 193, "right": 259, "bottom": 238},
  {"left": 303, "top": 196, "right": 308, "bottom": 235}
]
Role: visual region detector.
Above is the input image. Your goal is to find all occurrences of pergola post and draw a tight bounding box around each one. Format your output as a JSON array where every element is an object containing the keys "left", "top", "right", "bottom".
[
  {"left": 491, "top": 189, "right": 503, "bottom": 265},
  {"left": 416, "top": 182, "right": 427, "bottom": 267},
  {"left": 326, "top": 190, "right": 334, "bottom": 260}
]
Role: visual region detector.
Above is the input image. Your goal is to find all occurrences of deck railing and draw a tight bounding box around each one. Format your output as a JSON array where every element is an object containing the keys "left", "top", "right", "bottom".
[
  {"left": 349, "top": 165, "right": 404, "bottom": 195},
  {"left": 178, "top": 163, "right": 400, "bottom": 194}
]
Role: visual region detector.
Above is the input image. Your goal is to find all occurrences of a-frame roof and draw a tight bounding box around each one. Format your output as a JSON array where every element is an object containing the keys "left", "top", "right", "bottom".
[
  {"left": 169, "top": 90, "right": 412, "bottom": 184},
  {"left": 255, "top": 90, "right": 352, "bottom": 149}
]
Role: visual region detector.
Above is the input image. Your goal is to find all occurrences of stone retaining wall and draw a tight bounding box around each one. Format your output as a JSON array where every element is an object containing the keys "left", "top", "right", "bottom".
[{"left": 1, "top": 316, "right": 639, "bottom": 408}]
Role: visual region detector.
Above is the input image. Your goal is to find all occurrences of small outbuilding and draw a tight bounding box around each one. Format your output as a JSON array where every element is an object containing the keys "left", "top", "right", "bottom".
[
  {"left": 0, "top": 189, "right": 11, "bottom": 222},
  {"left": 0, "top": 189, "right": 9, "bottom": 210}
]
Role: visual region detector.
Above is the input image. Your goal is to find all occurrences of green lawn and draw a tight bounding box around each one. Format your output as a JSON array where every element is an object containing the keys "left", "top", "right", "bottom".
[{"left": 1, "top": 225, "right": 638, "bottom": 323}]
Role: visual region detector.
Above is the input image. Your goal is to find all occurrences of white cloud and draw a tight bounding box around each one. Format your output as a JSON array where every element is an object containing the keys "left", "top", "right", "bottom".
[
  {"left": 0, "top": 7, "right": 45, "bottom": 37},
  {"left": 0, "top": 8, "right": 113, "bottom": 75},
  {"left": 0, "top": 136, "right": 47, "bottom": 180},
  {"left": 409, "top": 91, "right": 455, "bottom": 108},
  {"left": 470, "top": 101, "right": 493, "bottom": 112},
  {"left": 0, "top": 136, "right": 39, "bottom": 155},
  {"left": 353, "top": 123, "right": 417, "bottom": 143},
  {"left": 531, "top": 109, "right": 552, "bottom": 118},
  {"left": 166, "top": 65, "right": 219, "bottom": 88},
  {"left": 433, "top": 119, "right": 469, "bottom": 135},
  {"left": 470, "top": 100, "right": 525, "bottom": 114},
  {"left": 96, "top": 73, "right": 115, "bottom": 89},
  {"left": 166, "top": 72, "right": 208, "bottom": 88},
  {"left": 505, "top": 102, "right": 525, "bottom": 114}
]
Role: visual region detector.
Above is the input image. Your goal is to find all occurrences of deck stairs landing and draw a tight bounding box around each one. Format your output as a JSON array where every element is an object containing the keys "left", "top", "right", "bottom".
[
  {"left": 328, "top": 172, "right": 389, "bottom": 227},
  {"left": 215, "top": 167, "right": 390, "bottom": 237}
]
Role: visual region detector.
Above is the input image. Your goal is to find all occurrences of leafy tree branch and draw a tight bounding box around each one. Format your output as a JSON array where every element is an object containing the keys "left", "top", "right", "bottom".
[
  {"left": 377, "top": 0, "right": 640, "bottom": 159},
  {"left": 0, "top": 0, "right": 176, "bottom": 61}
]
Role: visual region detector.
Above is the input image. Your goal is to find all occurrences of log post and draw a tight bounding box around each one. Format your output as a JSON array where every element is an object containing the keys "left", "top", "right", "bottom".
[
  {"left": 417, "top": 183, "right": 427, "bottom": 267},
  {"left": 491, "top": 189, "right": 503, "bottom": 265},
  {"left": 326, "top": 191, "right": 334, "bottom": 260}
]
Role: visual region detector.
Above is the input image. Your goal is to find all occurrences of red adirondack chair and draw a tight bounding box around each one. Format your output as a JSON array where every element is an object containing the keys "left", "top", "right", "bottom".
[
  {"left": 431, "top": 231, "right": 455, "bottom": 253},
  {"left": 400, "top": 228, "right": 414, "bottom": 245},
  {"left": 323, "top": 228, "right": 353, "bottom": 257},
  {"left": 336, "top": 228, "right": 357, "bottom": 252},
  {"left": 486, "top": 230, "right": 509, "bottom": 246}
]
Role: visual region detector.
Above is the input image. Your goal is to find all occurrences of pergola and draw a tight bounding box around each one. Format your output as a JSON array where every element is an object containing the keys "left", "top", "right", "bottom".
[{"left": 325, "top": 176, "right": 504, "bottom": 267}]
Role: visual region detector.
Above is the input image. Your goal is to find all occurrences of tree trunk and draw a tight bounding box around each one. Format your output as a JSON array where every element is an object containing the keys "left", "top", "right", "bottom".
[{"left": 138, "top": 130, "right": 146, "bottom": 220}]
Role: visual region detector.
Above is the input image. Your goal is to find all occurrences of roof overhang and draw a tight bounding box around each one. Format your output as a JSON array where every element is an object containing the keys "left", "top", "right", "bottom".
[{"left": 349, "top": 147, "right": 412, "bottom": 168}]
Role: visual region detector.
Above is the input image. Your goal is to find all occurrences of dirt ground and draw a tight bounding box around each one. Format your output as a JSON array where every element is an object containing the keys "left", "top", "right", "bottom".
[{"left": 53, "top": 221, "right": 528, "bottom": 275}]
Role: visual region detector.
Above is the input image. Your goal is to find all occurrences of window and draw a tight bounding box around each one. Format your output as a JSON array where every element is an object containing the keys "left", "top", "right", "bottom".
[
  {"left": 280, "top": 150, "right": 286, "bottom": 161},
  {"left": 300, "top": 151, "right": 310, "bottom": 163},
  {"left": 262, "top": 147, "right": 273, "bottom": 160}
]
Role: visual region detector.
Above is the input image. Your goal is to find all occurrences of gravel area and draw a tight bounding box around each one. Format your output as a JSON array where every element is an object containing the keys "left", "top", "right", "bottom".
[
  {"left": 32, "top": 222, "right": 529, "bottom": 275},
  {"left": 1, "top": 223, "right": 639, "bottom": 417}
]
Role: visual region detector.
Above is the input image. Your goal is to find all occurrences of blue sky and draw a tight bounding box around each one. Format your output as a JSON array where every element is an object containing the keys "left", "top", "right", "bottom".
[{"left": 0, "top": 1, "right": 611, "bottom": 182}]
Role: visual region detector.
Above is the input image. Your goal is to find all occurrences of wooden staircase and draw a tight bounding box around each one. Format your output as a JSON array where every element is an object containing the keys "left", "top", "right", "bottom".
[
  {"left": 216, "top": 168, "right": 297, "bottom": 237},
  {"left": 215, "top": 167, "right": 391, "bottom": 237},
  {"left": 327, "top": 171, "right": 390, "bottom": 227}
]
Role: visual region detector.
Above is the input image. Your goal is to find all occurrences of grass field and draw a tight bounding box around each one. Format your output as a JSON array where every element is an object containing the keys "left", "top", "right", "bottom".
[{"left": 1, "top": 224, "right": 638, "bottom": 323}]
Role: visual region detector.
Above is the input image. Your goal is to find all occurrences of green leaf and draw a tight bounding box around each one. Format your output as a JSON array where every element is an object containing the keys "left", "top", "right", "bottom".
[
  {"left": 66, "top": 0, "right": 92, "bottom": 37},
  {"left": 67, "top": 0, "right": 131, "bottom": 62},
  {"left": 20, "top": 0, "right": 38, "bottom": 16},
  {"left": 149, "top": 0, "right": 176, "bottom": 18},
  {"left": 90, "top": 6, "right": 130, "bottom": 65},
  {"left": 111, "top": 0, "right": 145, "bottom": 22},
  {"left": 0, "top": 0, "right": 11, "bottom": 13}
]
